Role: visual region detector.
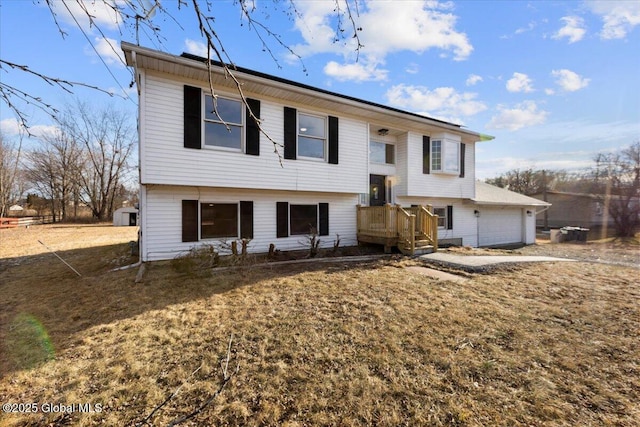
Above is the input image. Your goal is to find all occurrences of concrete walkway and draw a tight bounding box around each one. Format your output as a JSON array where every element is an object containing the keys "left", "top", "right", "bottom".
[
  {"left": 404, "top": 266, "right": 469, "bottom": 283},
  {"left": 419, "top": 252, "right": 575, "bottom": 272}
]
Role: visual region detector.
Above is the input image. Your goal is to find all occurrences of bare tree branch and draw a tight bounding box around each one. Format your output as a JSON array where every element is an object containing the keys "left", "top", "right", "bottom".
[
  {"left": 0, "top": 60, "right": 116, "bottom": 130},
  {"left": 190, "top": 0, "right": 285, "bottom": 165},
  {"left": 3, "top": 0, "right": 365, "bottom": 164},
  {"left": 136, "top": 363, "right": 204, "bottom": 427},
  {"left": 166, "top": 333, "right": 239, "bottom": 427}
]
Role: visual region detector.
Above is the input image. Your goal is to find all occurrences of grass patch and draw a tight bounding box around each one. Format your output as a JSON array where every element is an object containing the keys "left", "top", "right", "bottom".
[
  {"left": 1, "top": 225, "right": 639, "bottom": 426},
  {"left": 5, "top": 313, "right": 55, "bottom": 370}
]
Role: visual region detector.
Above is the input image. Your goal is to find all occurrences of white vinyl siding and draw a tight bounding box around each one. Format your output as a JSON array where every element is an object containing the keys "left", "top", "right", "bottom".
[
  {"left": 400, "top": 132, "right": 475, "bottom": 199},
  {"left": 141, "top": 72, "right": 367, "bottom": 194},
  {"left": 141, "top": 185, "right": 358, "bottom": 261},
  {"left": 395, "top": 197, "right": 479, "bottom": 247}
]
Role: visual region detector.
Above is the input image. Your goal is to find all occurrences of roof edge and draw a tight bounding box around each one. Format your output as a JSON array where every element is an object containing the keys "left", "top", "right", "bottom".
[{"left": 121, "top": 41, "right": 486, "bottom": 140}]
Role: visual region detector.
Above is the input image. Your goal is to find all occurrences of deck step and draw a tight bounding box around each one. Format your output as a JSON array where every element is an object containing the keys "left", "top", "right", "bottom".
[{"left": 398, "top": 244, "right": 435, "bottom": 255}]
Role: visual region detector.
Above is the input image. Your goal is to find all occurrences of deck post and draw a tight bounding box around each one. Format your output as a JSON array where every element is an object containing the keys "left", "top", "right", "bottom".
[
  {"left": 409, "top": 215, "right": 415, "bottom": 255},
  {"left": 386, "top": 203, "right": 394, "bottom": 238}
]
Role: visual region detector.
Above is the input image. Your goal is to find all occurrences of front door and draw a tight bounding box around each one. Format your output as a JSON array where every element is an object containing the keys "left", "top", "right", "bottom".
[{"left": 369, "top": 174, "right": 386, "bottom": 206}]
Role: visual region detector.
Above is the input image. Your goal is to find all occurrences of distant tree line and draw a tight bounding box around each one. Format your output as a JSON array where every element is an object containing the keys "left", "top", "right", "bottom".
[
  {"left": 485, "top": 141, "right": 640, "bottom": 237},
  {"left": 0, "top": 101, "right": 136, "bottom": 222}
]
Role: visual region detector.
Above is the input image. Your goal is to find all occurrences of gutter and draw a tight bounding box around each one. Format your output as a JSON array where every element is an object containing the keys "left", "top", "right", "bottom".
[{"left": 121, "top": 42, "right": 486, "bottom": 141}]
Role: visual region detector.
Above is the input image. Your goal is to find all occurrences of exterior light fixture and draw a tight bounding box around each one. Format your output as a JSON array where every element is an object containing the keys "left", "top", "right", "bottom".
[{"left": 378, "top": 128, "right": 389, "bottom": 136}]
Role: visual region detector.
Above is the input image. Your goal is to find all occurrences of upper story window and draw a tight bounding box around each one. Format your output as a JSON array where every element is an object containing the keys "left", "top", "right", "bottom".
[
  {"left": 431, "top": 139, "right": 459, "bottom": 174},
  {"left": 283, "top": 107, "right": 338, "bottom": 163},
  {"left": 298, "top": 113, "right": 326, "bottom": 159},
  {"left": 204, "top": 95, "right": 243, "bottom": 150},
  {"left": 370, "top": 141, "right": 395, "bottom": 164}
]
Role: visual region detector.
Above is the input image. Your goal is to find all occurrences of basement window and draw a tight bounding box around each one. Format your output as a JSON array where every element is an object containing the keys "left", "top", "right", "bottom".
[{"left": 201, "top": 203, "right": 238, "bottom": 239}]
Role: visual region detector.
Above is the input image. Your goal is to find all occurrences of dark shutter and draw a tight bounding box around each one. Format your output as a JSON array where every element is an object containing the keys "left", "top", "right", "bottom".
[
  {"left": 447, "top": 205, "right": 453, "bottom": 230},
  {"left": 459, "top": 143, "right": 466, "bottom": 178},
  {"left": 276, "top": 202, "right": 289, "bottom": 238},
  {"left": 422, "top": 136, "right": 431, "bottom": 174},
  {"left": 284, "top": 107, "right": 297, "bottom": 160},
  {"left": 386, "top": 143, "right": 395, "bottom": 164},
  {"left": 240, "top": 201, "right": 254, "bottom": 239},
  {"left": 184, "top": 85, "right": 201, "bottom": 149},
  {"left": 328, "top": 116, "right": 339, "bottom": 164},
  {"left": 182, "top": 200, "right": 199, "bottom": 242},
  {"left": 319, "top": 203, "right": 329, "bottom": 236},
  {"left": 246, "top": 98, "right": 260, "bottom": 156}
]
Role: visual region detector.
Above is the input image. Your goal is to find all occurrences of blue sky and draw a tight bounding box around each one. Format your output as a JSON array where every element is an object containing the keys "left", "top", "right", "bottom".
[{"left": 1, "top": 0, "right": 639, "bottom": 179}]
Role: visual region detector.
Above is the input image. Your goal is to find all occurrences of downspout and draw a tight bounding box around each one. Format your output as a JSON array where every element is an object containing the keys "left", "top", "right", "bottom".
[
  {"left": 131, "top": 50, "right": 143, "bottom": 266},
  {"left": 535, "top": 206, "right": 551, "bottom": 215}
]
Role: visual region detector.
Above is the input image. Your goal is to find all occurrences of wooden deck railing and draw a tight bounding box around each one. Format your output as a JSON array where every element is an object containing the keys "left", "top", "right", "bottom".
[
  {"left": 356, "top": 204, "right": 397, "bottom": 238},
  {"left": 356, "top": 204, "right": 438, "bottom": 253},
  {"left": 405, "top": 205, "right": 439, "bottom": 252},
  {"left": 396, "top": 208, "right": 415, "bottom": 254}
]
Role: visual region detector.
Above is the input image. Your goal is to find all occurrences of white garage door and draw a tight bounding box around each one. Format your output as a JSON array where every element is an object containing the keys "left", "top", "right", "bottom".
[{"left": 479, "top": 207, "right": 523, "bottom": 246}]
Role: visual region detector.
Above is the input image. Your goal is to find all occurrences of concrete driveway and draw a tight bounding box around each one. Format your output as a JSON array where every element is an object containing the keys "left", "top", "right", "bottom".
[{"left": 419, "top": 252, "right": 575, "bottom": 272}]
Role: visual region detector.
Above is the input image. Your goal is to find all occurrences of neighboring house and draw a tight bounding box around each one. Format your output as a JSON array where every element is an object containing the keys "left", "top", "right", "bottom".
[
  {"left": 123, "top": 43, "right": 545, "bottom": 262},
  {"left": 113, "top": 206, "right": 139, "bottom": 227},
  {"left": 529, "top": 191, "right": 616, "bottom": 229}
]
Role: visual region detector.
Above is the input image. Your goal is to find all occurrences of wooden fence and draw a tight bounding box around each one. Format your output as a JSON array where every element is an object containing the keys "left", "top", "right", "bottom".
[{"left": 0, "top": 216, "right": 54, "bottom": 229}]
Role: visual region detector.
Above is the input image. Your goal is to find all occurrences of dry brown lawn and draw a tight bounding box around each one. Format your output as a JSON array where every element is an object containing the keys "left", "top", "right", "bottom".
[{"left": 0, "top": 225, "right": 638, "bottom": 426}]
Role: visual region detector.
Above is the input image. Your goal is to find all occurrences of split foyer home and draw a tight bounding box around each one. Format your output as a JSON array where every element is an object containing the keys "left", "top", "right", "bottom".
[{"left": 122, "top": 42, "right": 547, "bottom": 262}]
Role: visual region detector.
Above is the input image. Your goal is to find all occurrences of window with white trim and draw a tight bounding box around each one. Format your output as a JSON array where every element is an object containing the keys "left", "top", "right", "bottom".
[
  {"left": 290, "top": 204, "right": 318, "bottom": 235},
  {"left": 370, "top": 141, "right": 395, "bottom": 164},
  {"left": 204, "top": 95, "right": 243, "bottom": 150},
  {"left": 298, "top": 113, "right": 326, "bottom": 159},
  {"left": 431, "top": 139, "right": 460, "bottom": 174},
  {"left": 200, "top": 203, "right": 238, "bottom": 239},
  {"left": 433, "top": 207, "right": 447, "bottom": 229}
]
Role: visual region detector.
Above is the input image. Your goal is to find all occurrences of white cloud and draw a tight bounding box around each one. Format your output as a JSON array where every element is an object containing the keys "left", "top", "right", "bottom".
[
  {"left": 506, "top": 72, "right": 534, "bottom": 93},
  {"left": 545, "top": 88, "right": 556, "bottom": 95},
  {"left": 385, "top": 84, "right": 487, "bottom": 125},
  {"left": 290, "top": 1, "right": 473, "bottom": 81},
  {"left": 515, "top": 21, "right": 536, "bottom": 35},
  {"left": 551, "top": 69, "right": 590, "bottom": 92},
  {"left": 323, "top": 61, "right": 388, "bottom": 82},
  {"left": 476, "top": 154, "right": 594, "bottom": 179},
  {"left": 405, "top": 63, "right": 420, "bottom": 74},
  {"left": 552, "top": 16, "right": 586, "bottom": 43},
  {"left": 1, "top": 118, "right": 59, "bottom": 138},
  {"left": 476, "top": 119, "right": 640, "bottom": 179},
  {"left": 86, "top": 37, "right": 124, "bottom": 66},
  {"left": 487, "top": 101, "right": 548, "bottom": 131},
  {"left": 587, "top": 0, "right": 640, "bottom": 39},
  {"left": 466, "top": 74, "right": 483, "bottom": 86},
  {"left": 47, "top": 0, "right": 122, "bottom": 32},
  {"left": 184, "top": 39, "right": 208, "bottom": 57}
]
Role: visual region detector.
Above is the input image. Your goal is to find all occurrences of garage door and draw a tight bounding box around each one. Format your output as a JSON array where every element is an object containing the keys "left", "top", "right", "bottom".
[{"left": 478, "top": 207, "right": 523, "bottom": 246}]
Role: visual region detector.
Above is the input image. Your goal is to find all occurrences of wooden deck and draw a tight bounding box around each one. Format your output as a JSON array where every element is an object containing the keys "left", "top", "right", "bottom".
[{"left": 356, "top": 204, "right": 438, "bottom": 255}]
